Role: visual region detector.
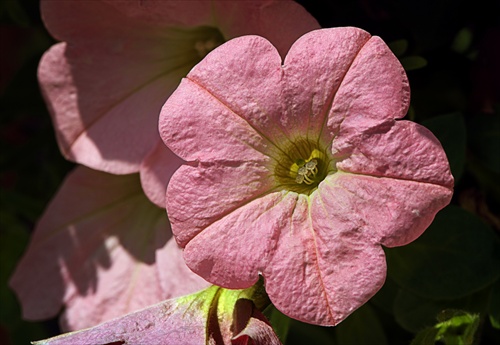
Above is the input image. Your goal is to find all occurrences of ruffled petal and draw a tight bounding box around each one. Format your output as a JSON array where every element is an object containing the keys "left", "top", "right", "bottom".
[
  {"left": 159, "top": 78, "right": 272, "bottom": 164},
  {"left": 183, "top": 36, "right": 290, "bottom": 145},
  {"left": 282, "top": 27, "right": 371, "bottom": 142},
  {"left": 261, "top": 195, "right": 386, "bottom": 326},
  {"left": 335, "top": 120, "right": 454, "bottom": 188},
  {"left": 182, "top": 192, "right": 293, "bottom": 288},
  {"left": 317, "top": 172, "right": 453, "bottom": 248},
  {"left": 167, "top": 162, "right": 275, "bottom": 247},
  {"left": 9, "top": 166, "right": 206, "bottom": 330},
  {"left": 327, "top": 35, "right": 410, "bottom": 144}
]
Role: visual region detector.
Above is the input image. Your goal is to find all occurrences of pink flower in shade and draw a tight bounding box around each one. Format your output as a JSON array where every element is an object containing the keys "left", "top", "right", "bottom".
[
  {"left": 9, "top": 166, "right": 209, "bottom": 331},
  {"left": 159, "top": 28, "right": 454, "bottom": 326},
  {"left": 38, "top": 0, "right": 319, "bottom": 208},
  {"left": 32, "top": 284, "right": 281, "bottom": 345}
]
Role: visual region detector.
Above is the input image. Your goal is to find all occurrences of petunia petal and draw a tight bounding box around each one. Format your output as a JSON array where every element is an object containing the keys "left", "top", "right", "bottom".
[
  {"left": 140, "top": 140, "right": 184, "bottom": 208},
  {"left": 183, "top": 35, "right": 291, "bottom": 145},
  {"left": 159, "top": 77, "right": 273, "bottom": 164},
  {"left": 317, "top": 172, "right": 453, "bottom": 248},
  {"left": 182, "top": 192, "right": 293, "bottom": 288},
  {"left": 167, "top": 161, "right": 275, "bottom": 247},
  {"left": 282, "top": 27, "right": 371, "bottom": 142},
  {"left": 335, "top": 120, "right": 454, "bottom": 188},
  {"left": 327, "top": 35, "right": 410, "bottom": 142},
  {"left": 9, "top": 166, "right": 207, "bottom": 331},
  {"left": 263, "top": 194, "right": 387, "bottom": 326}
]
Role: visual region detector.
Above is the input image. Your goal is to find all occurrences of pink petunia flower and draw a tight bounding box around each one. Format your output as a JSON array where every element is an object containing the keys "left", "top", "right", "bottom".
[
  {"left": 32, "top": 284, "right": 281, "bottom": 345},
  {"left": 159, "top": 27, "right": 454, "bottom": 326},
  {"left": 9, "top": 166, "right": 209, "bottom": 331},
  {"left": 38, "top": 0, "right": 319, "bottom": 208}
]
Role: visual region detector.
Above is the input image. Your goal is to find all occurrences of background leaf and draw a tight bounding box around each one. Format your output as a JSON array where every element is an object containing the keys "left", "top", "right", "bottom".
[
  {"left": 421, "top": 112, "right": 467, "bottom": 181},
  {"left": 386, "top": 205, "right": 500, "bottom": 300},
  {"left": 334, "top": 304, "right": 388, "bottom": 345}
]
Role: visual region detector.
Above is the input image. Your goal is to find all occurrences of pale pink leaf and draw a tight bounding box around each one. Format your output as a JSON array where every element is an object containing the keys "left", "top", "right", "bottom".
[{"left": 33, "top": 285, "right": 275, "bottom": 345}]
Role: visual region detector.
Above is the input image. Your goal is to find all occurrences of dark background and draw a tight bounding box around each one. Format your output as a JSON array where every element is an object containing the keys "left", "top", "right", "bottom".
[{"left": 1, "top": 0, "right": 499, "bottom": 344}]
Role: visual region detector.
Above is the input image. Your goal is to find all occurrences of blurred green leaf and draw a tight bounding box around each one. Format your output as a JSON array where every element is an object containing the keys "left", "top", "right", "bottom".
[
  {"left": 410, "top": 327, "right": 440, "bottom": 345},
  {"left": 370, "top": 277, "right": 399, "bottom": 315},
  {"left": 421, "top": 112, "right": 466, "bottom": 181},
  {"left": 386, "top": 205, "right": 500, "bottom": 300},
  {"left": 264, "top": 305, "right": 291, "bottom": 344},
  {"left": 389, "top": 39, "right": 409, "bottom": 57},
  {"left": 401, "top": 56, "right": 428, "bottom": 71},
  {"left": 286, "top": 320, "right": 336, "bottom": 345},
  {"left": 489, "top": 280, "right": 500, "bottom": 329},
  {"left": 451, "top": 28, "right": 473, "bottom": 54},
  {"left": 467, "top": 114, "right": 500, "bottom": 174},
  {"left": 394, "top": 289, "right": 443, "bottom": 332},
  {"left": 394, "top": 286, "right": 491, "bottom": 333},
  {"left": 0, "top": 0, "right": 30, "bottom": 27},
  {"left": 334, "top": 304, "right": 387, "bottom": 345}
]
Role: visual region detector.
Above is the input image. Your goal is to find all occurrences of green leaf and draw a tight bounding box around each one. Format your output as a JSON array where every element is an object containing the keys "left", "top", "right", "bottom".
[
  {"left": 489, "top": 280, "right": 500, "bottom": 329},
  {"left": 286, "top": 320, "right": 336, "bottom": 345},
  {"left": 386, "top": 205, "right": 500, "bottom": 300},
  {"left": 409, "top": 311, "right": 480, "bottom": 345},
  {"left": 401, "top": 56, "right": 427, "bottom": 71},
  {"left": 264, "top": 305, "right": 292, "bottom": 344},
  {"left": 467, "top": 114, "right": 500, "bottom": 173},
  {"left": 394, "top": 289, "right": 443, "bottom": 332},
  {"left": 394, "top": 287, "right": 491, "bottom": 333},
  {"left": 334, "top": 304, "right": 388, "bottom": 345},
  {"left": 370, "top": 277, "right": 399, "bottom": 315},
  {"left": 389, "top": 39, "right": 409, "bottom": 57},
  {"left": 421, "top": 112, "right": 466, "bottom": 181},
  {"left": 451, "top": 28, "right": 473, "bottom": 54},
  {"left": 435, "top": 310, "right": 480, "bottom": 345},
  {"left": 410, "top": 327, "right": 440, "bottom": 345}
]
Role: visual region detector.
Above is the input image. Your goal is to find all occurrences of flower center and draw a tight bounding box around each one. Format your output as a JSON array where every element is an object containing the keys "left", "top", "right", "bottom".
[{"left": 274, "top": 139, "right": 333, "bottom": 195}]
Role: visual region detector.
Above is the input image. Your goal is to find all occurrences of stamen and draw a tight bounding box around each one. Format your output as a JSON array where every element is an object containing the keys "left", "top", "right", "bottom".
[
  {"left": 295, "top": 174, "right": 305, "bottom": 184},
  {"left": 295, "top": 159, "right": 319, "bottom": 185}
]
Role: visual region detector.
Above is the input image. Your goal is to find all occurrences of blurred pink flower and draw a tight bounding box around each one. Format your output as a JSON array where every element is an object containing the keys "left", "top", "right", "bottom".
[
  {"left": 38, "top": 0, "right": 319, "bottom": 207},
  {"left": 10, "top": 166, "right": 209, "bottom": 331},
  {"left": 32, "top": 285, "right": 281, "bottom": 345},
  {"left": 159, "top": 27, "right": 454, "bottom": 326}
]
